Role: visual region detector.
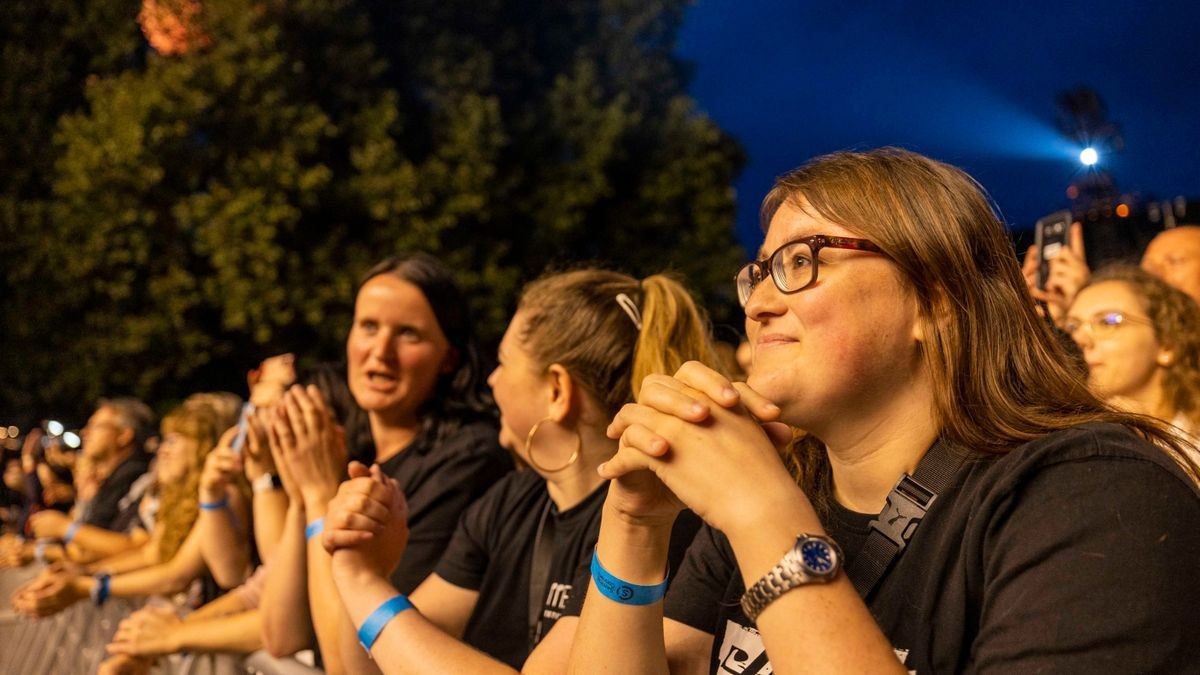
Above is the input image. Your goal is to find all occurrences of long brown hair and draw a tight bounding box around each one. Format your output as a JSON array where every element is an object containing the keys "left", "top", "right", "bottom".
[
  {"left": 761, "top": 148, "right": 1199, "bottom": 497},
  {"left": 517, "top": 269, "right": 722, "bottom": 419},
  {"left": 156, "top": 394, "right": 239, "bottom": 561}
]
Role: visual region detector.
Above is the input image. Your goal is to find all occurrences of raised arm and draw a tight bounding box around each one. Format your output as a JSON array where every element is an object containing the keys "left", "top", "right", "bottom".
[
  {"left": 196, "top": 427, "right": 253, "bottom": 587},
  {"left": 325, "top": 464, "right": 523, "bottom": 675}
]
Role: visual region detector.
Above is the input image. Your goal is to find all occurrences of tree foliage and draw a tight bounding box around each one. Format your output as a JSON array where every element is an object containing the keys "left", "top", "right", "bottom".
[{"left": 1, "top": 0, "right": 744, "bottom": 423}]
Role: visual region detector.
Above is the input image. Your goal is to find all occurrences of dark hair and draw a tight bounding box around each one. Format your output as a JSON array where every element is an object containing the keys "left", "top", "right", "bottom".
[
  {"left": 300, "top": 362, "right": 376, "bottom": 464},
  {"left": 358, "top": 254, "right": 495, "bottom": 439}
]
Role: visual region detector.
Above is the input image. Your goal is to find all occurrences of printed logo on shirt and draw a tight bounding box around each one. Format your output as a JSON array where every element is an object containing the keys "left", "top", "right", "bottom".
[
  {"left": 716, "top": 620, "right": 772, "bottom": 674},
  {"left": 541, "top": 581, "right": 573, "bottom": 623},
  {"left": 714, "top": 620, "right": 914, "bottom": 675}
]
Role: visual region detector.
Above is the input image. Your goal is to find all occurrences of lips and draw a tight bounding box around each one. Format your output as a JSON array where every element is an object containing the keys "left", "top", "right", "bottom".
[
  {"left": 365, "top": 370, "right": 399, "bottom": 390},
  {"left": 756, "top": 333, "right": 797, "bottom": 348}
]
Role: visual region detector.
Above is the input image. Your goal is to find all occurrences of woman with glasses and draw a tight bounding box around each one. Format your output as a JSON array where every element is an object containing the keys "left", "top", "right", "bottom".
[
  {"left": 566, "top": 148, "right": 1200, "bottom": 673},
  {"left": 1066, "top": 265, "right": 1200, "bottom": 449}
]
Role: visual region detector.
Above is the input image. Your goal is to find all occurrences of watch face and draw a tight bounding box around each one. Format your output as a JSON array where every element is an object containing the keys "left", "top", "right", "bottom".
[{"left": 800, "top": 539, "right": 836, "bottom": 574}]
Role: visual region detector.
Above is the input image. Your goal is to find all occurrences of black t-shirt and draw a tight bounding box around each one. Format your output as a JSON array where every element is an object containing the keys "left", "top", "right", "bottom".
[
  {"left": 436, "top": 470, "right": 609, "bottom": 668},
  {"left": 81, "top": 454, "right": 150, "bottom": 530},
  {"left": 664, "top": 423, "right": 1200, "bottom": 674},
  {"left": 378, "top": 417, "right": 512, "bottom": 594},
  {"left": 436, "top": 469, "right": 704, "bottom": 668}
]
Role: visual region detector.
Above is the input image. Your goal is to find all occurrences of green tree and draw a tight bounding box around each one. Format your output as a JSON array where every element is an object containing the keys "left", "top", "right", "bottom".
[{"left": 2, "top": 0, "right": 743, "bottom": 422}]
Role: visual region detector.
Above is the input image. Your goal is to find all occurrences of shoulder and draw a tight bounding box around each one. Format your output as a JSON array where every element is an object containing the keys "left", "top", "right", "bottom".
[
  {"left": 425, "top": 417, "right": 503, "bottom": 458},
  {"left": 970, "top": 422, "right": 1199, "bottom": 500}
]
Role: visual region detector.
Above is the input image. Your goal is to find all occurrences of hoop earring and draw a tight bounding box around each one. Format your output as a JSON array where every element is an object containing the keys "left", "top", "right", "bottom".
[{"left": 524, "top": 417, "right": 581, "bottom": 473}]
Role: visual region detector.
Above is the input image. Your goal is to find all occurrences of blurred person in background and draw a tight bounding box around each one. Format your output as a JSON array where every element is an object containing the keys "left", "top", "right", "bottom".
[
  {"left": 1065, "top": 265, "right": 1200, "bottom": 457},
  {"left": 1024, "top": 222, "right": 1200, "bottom": 319},
  {"left": 260, "top": 253, "right": 511, "bottom": 674},
  {"left": 10, "top": 395, "right": 242, "bottom": 618}
]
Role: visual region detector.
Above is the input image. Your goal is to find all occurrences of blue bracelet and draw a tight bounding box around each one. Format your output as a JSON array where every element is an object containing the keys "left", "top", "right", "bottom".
[
  {"left": 357, "top": 594, "right": 414, "bottom": 652},
  {"left": 590, "top": 550, "right": 669, "bottom": 606},
  {"left": 199, "top": 497, "right": 229, "bottom": 511},
  {"left": 305, "top": 517, "right": 324, "bottom": 541},
  {"left": 62, "top": 521, "right": 81, "bottom": 545}
]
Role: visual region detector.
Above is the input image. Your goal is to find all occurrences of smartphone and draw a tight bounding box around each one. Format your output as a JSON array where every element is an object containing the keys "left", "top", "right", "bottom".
[
  {"left": 1034, "top": 210, "right": 1072, "bottom": 290},
  {"left": 229, "top": 402, "right": 256, "bottom": 455}
]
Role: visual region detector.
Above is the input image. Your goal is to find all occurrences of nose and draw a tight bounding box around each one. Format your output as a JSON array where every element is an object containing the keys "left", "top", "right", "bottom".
[
  {"left": 1070, "top": 323, "right": 1094, "bottom": 350},
  {"left": 487, "top": 365, "right": 499, "bottom": 388},
  {"left": 366, "top": 329, "right": 396, "bottom": 364},
  {"left": 743, "top": 276, "right": 786, "bottom": 324}
]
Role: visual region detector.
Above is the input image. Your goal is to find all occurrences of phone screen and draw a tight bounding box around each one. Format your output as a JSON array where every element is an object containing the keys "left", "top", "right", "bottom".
[
  {"left": 229, "top": 402, "right": 255, "bottom": 455},
  {"left": 1034, "top": 210, "right": 1072, "bottom": 290}
]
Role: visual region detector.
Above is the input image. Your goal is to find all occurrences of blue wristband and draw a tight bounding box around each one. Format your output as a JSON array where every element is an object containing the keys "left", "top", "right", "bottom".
[
  {"left": 62, "top": 521, "right": 81, "bottom": 546},
  {"left": 305, "top": 517, "right": 324, "bottom": 541},
  {"left": 357, "top": 594, "right": 414, "bottom": 652},
  {"left": 199, "top": 497, "right": 229, "bottom": 511},
  {"left": 91, "top": 572, "right": 112, "bottom": 606},
  {"left": 590, "top": 550, "right": 669, "bottom": 606}
]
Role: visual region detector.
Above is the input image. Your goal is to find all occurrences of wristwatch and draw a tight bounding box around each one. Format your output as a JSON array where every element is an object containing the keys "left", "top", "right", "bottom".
[
  {"left": 740, "top": 534, "right": 842, "bottom": 621},
  {"left": 252, "top": 473, "right": 283, "bottom": 494}
]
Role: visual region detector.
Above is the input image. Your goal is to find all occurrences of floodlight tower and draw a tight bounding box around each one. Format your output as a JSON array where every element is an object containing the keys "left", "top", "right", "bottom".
[{"left": 1054, "top": 87, "right": 1144, "bottom": 265}]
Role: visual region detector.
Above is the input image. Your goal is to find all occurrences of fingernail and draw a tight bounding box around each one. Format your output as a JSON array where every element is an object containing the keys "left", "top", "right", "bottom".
[
  {"left": 690, "top": 403, "right": 705, "bottom": 416},
  {"left": 723, "top": 387, "right": 737, "bottom": 400}
]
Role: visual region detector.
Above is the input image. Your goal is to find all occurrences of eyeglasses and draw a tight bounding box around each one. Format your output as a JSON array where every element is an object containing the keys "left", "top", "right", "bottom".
[
  {"left": 734, "top": 234, "right": 889, "bottom": 307},
  {"left": 1062, "top": 311, "right": 1155, "bottom": 338}
]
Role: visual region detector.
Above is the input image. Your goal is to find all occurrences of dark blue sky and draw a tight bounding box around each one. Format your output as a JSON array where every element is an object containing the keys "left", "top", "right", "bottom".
[{"left": 676, "top": 1, "right": 1200, "bottom": 251}]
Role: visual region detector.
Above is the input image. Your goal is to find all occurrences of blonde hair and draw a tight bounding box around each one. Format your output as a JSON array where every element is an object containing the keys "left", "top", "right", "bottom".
[
  {"left": 761, "top": 148, "right": 1199, "bottom": 498},
  {"left": 155, "top": 393, "right": 240, "bottom": 561},
  {"left": 517, "top": 270, "right": 722, "bottom": 417}
]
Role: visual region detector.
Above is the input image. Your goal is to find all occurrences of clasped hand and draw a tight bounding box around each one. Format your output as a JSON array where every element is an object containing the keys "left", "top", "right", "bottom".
[
  {"left": 602, "top": 361, "right": 800, "bottom": 533},
  {"left": 266, "top": 384, "right": 347, "bottom": 507},
  {"left": 322, "top": 462, "right": 409, "bottom": 581}
]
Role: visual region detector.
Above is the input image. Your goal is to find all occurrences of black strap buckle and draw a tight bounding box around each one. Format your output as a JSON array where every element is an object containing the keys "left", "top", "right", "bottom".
[{"left": 868, "top": 474, "right": 937, "bottom": 550}]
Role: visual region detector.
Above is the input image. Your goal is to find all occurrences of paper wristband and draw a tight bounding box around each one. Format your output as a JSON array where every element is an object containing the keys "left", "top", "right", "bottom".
[
  {"left": 62, "top": 521, "right": 82, "bottom": 546},
  {"left": 357, "top": 594, "right": 415, "bottom": 651},
  {"left": 305, "top": 517, "right": 324, "bottom": 541},
  {"left": 590, "top": 551, "right": 669, "bottom": 606},
  {"left": 199, "top": 497, "right": 229, "bottom": 511}
]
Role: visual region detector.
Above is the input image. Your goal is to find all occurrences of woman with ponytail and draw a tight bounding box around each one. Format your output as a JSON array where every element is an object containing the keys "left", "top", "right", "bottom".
[{"left": 320, "top": 269, "right": 720, "bottom": 674}]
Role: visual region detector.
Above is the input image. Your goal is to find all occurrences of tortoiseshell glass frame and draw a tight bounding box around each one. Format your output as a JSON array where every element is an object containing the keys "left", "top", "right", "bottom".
[{"left": 735, "top": 235, "right": 889, "bottom": 307}]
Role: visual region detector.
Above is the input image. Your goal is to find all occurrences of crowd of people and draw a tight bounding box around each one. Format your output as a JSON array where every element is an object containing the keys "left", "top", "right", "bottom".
[{"left": 2, "top": 148, "right": 1198, "bottom": 674}]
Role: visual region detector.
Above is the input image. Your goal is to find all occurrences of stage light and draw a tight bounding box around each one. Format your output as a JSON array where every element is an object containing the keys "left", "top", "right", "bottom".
[
  {"left": 1116, "top": 204, "right": 1130, "bottom": 218},
  {"left": 1079, "top": 147, "right": 1099, "bottom": 166},
  {"left": 63, "top": 431, "right": 81, "bottom": 449},
  {"left": 46, "top": 420, "right": 64, "bottom": 436},
  {"left": 6, "top": 426, "right": 17, "bottom": 438}
]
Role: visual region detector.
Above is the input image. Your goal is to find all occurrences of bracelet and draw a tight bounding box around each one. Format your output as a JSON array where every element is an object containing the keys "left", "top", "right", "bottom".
[
  {"left": 62, "top": 521, "right": 82, "bottom": 546},
  {"left": 91, "top": 572, "right": 112, "bottom": 606},
  {"left": 305, "top": 518, "right": 324, "bottom": 541},
  {"left": 34, "top": 540, "right": 49, "bottom": 564},
  {"left": 199, "top": 497, "right": 229, "bottom": 511},
  {"left": 590, "top": 550, "right": 669, "bottom": 606},
  {"left": 357, "top": 594, "right": 414, "bottom": 652}
]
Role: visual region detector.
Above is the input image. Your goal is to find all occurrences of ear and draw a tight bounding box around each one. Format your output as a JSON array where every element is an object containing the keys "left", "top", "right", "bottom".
[
  {"left": 440, "top": 346, "right": 461, "bottom": 375},
  {"left": 116, "top": 426, "right": 136, "bottom": 450},
  {"left": 1156, "top": 347, "right": 1176, "bottom": 368},
  {"left": 544, "top": 363, "right": 576, "bottom": 424}
]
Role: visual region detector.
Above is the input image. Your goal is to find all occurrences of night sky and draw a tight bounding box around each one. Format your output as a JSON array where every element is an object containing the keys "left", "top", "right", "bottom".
[{"left": 676, "top": 1, "right": 1200, "bottom": 251}]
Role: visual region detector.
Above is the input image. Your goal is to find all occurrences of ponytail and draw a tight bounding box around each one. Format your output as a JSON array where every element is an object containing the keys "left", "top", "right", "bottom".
[{"left": 631, "top": 274, "right": 723, "bottom": 399}]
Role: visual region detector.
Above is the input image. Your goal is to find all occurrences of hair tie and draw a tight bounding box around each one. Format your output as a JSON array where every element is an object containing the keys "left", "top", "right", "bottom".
[{"left": 615, "top": 293, "right": 643, "bottom": 330}]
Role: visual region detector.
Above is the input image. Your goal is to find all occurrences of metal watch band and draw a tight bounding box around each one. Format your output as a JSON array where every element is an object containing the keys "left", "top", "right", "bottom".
[{"left": 740, "top": 534, "right": 842, "bottom": 621}]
